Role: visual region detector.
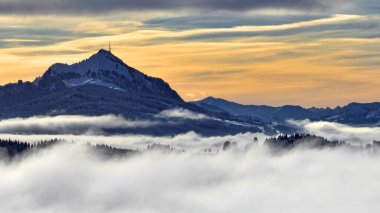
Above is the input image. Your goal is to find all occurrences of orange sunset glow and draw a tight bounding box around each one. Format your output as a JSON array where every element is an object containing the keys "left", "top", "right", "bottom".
[{"left": 0, "top": 3, "right": 379, "bottom": 107}]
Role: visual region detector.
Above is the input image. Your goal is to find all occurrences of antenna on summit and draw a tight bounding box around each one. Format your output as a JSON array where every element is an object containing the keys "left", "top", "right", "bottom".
[{"left": 109, "top": 42, "right": 112, "bottom": 52}]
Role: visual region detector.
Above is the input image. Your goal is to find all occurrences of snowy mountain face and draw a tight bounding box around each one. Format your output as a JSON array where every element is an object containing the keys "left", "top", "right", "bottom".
[
  {"left": 34, "top": 49, "right": 182, "bottom": 101},
  {"left": 0, "top": 49, "right": 187, "bottom": 119},
  {"left": 0, "top": 50, "right": 270, "bottom": 136}
]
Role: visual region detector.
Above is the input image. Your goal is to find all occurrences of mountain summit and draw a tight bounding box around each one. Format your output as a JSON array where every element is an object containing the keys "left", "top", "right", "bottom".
[
  {"left": 0, "top": 49, "right": 266, "bottom": 136},
  {"left": 0, "top": 49, "right": 187, "bottom": 119},
  {"left": 34, "top": 49, "right": 182, "bottom": 101}
]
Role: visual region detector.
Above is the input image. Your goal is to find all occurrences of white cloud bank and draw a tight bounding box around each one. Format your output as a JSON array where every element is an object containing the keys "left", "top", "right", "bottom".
[
  {"left": 0, "top": 115, "right": 158, "bottom": 135},
  {"left": 156, "top": 108, "right": 209, "bottom": 120},
  {"left": 0, "top": 109, "right": 214, "bottom": 135},
  {"left": 156, "top": 108, "right": 253, "bottom": 128},
  {"left": 289, "top": 119, "right": 380, "bottom": 145},
  {"left": 0, "top": 144, "right": 380, "bottom": 213},
  {"left": 0, "top": 131, "right": 263, "bottom": 152},
  {"left": 0, "top": 117, "right": 380, "bottom": 212}
]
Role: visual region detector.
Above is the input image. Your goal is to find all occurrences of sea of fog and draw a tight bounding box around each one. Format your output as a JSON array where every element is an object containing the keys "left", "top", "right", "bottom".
[{"left": 1, "top": 113, "right": 380, "bottom": 213}]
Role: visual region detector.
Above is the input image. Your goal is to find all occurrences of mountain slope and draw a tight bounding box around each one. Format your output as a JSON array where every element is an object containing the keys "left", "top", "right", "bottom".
[
  {"left": 0, "top": 50, "right": 188, "bottom": 118},
  {"left": 0, "top": 50, "right": 269, "bottom": 136},
  {"left": 193, "top": 97, "right": 380, "bottom": 126},
  {"left": 34, "top": 49, "right": 183, "bottom": 101},
  {"left": 193, "top": 97, "right": 317, "bottom": 122}
]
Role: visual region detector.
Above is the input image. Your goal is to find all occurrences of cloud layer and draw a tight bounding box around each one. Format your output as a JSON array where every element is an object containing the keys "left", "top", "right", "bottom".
[
  {"left": 289, "top": 119, "right": 380, "bottom": 145},
  {"left": 1, "top": 115, "right": 380, "bottom": 150},
  {"left": 0, "top": 131, "right": 262, "bottom": 152},
  {"left": 1, "top": 143, "right": 380, "bottom": 213},
  {"left": 0, "top": 0, "right": 329, "bottom": 14},
  {"left": 0, "top": 115, "right": 157, "bottom": 135},
  {"left": 156, "top": 108, "right": 209, "bottom": 120},
  {"left": 0, "top": 116, "right": 379, "bottom": 212}
]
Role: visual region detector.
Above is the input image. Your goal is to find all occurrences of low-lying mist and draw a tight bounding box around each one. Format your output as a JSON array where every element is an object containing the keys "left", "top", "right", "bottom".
[
  {"left": 1, "top": 114, "right": 380, "bottom": 213},
  {"left": 1, "top": 144, "right": 380, "bottom": 213},
  {"left": 289, "top": 119, "right": 380, "bottom": 145}
]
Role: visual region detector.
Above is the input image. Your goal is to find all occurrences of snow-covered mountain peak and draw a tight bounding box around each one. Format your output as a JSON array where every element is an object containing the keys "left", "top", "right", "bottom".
[
  {"left": 45, "top": 49, "right": 139, "bottom": 79},
  {"left": 97, "top": 48, "right": 112, "bottom": 55},
  {"left": 88, "top": 49, "right": 121, "bottom": 64},
  {"left": 32, "top": 49, "right": 183, "bottom": 101}
]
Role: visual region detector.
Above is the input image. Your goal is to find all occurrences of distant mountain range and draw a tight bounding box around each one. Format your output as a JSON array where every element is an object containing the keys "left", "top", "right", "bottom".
[
  {"left": 1, "top": 49, "right": 379, "bottom": 137},
  {"left": 193, "top": 97, "right": 380, "bottom": 126}
]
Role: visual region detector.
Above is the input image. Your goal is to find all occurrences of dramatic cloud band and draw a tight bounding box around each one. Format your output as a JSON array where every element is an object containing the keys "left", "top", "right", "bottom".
[{"left": 0, "top": 115, "right": 157, "bottom": 135}]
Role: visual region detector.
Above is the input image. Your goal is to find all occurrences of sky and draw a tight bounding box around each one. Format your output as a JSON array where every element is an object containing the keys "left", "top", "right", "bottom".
[{"left": 0, "top": 0, "right": 379, "bottom": 107}]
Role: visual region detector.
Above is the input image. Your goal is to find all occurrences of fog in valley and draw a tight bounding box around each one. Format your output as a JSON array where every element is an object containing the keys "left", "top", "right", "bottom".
[{"left": 1, "top": 113, "right": 380, "bottom": 213}]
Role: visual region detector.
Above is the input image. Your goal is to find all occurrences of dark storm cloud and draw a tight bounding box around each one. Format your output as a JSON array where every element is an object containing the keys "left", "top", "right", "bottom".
[{"left": 0, "top": 0, "right": 328, "bottom": 14}]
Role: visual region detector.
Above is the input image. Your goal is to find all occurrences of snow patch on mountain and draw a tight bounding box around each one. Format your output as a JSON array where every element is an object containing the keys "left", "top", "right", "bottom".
[
  {"left": 30, "top": 49, "right": 183, "bottom": 101},
  {"left": 34, "top": 49, "right": 151, "bottom": 91},
  {"left": 63, "top": 77, "right": 124, "bottom": 91},
  {"left": 47, "top": 49, "right": 138, "bottom": 81}
]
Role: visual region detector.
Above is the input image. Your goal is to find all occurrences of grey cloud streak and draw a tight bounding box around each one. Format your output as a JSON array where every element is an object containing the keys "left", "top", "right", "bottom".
[{"left": 0, "top": 0, "right": 329, "bottom": 14}]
